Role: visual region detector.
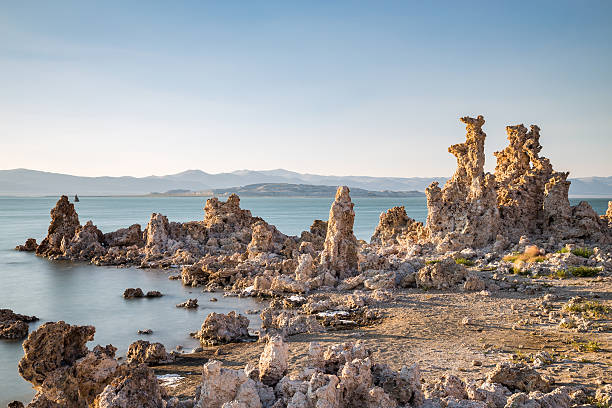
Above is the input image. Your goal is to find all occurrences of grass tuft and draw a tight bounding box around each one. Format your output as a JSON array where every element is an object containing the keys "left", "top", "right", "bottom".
[
  {"left": 571, "top": 247, "right": 593, "bottom": 258},
  {"left": 425, "top": 260, "right": 440, "bottom": 265},
  {"left": 563, "top": 299, "right": 611, "bottom": 318},
  {"left": 455, "top": 257, "right": 474, "bottom": 267},
  {"left": 572, "top": 341, "right": 601, "bottom": 352},
  {"left": 568, "top": 266, "right": 600, "bottom": 277}
]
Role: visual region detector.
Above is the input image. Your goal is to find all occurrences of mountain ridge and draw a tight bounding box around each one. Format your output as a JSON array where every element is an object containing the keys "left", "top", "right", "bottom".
[{"left": 0, "top": 168, "right": 610, "bottom": 197}]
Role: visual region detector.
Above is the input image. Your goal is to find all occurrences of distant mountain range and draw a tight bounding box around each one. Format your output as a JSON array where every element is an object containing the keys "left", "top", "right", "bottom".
[
  {"left": 0, "top": 168, "right": 610, "bottom": 197},
  {"left": 150, "top": 183, "right": 424, "bottom": 198}
]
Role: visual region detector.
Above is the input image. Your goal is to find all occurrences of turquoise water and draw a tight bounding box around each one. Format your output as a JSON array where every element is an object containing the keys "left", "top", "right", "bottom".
[{"left": 0, "top": 196, "right": 608, "bottom": 404}]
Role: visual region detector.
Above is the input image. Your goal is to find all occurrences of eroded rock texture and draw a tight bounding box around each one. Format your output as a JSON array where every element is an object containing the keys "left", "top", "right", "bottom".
[
  {"left": 374, "top": 115, "right": 611, "bottom": 251},
  {"left": 425, "top": 116, "right": 500, "bottom": 252},
  {"left": 18, "top": 321, "right": 163, "bottom": 408},
  {"left": 36, "top": 195, "right": 81, "bottom": 257},
  {"left": 197, "top": 311, "right": 251, "bottom": 345},
  {"left": 319, "top": 186, "right": 359, "bottom": 279},
  {"left": 0, "top": 309, "right": 38, "bottom": 340}
]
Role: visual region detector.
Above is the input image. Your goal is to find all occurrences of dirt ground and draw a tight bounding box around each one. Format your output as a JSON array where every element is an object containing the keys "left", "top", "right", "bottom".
[{"left": 155, "top": 275, "right": 611, "bottom": 399}]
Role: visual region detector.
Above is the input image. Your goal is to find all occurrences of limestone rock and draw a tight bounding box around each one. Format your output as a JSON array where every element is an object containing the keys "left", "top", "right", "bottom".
[
  {"left": 197, "top": 311, "right": 251, "bottom": 345},
  {"left": 259, "top": 335, "right": 288, "bottom": 386},
  {"left": 103, "top": 224, "right": 143, "bottom": 247},
  {"left": 123, "top": 288, "right": 144, "bottom": 298},
  {"left": 94, "top": 364, "right": 163, "bottom": 408},
  {"left": 486, "top": 362, "right": 552, "bottom": 393},
  {"left": 319, "top": 186, "right": 358, "bottom": 279},
  {"left": 196, "top": 360, "right": 262, "bottom": 408},
  {"left": 416, "top": 258, "right": 467, "bottom": 290},
  {"left": 15, "top": 238, "right": 38, "bottom": 251},
  {"left": 18, "top": 321, "right": 95, "bottom": 387},
  {"left": 126, "top": 340, "right": 170, "bottom": 365},
  {"left": 62, "top": 221, "right": 106, "bottom": 260},
  {"left": 371, "top": 206, "right": 426, "bottom": 246},
  {"left": 0, "top": 309, "right": 38, "bottom": 340},
  {"left": 36, "top": 196, "right": 81, "bottom": 257},
  {"left": 177, "top": 298, "right": 199, "bottom": 308},
  {"left": 19, "top": 322, "right": 120, "bottom": 407}
]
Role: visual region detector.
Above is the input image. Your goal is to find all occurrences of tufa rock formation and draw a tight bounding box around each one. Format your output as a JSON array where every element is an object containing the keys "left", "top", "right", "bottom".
[
  {"left": 196, "top": 311, "right": 251, "bottom": 345},
  {"left": 374, "top": 115, "right": 611, "bottom": 251},
  {"left": 18, "top": 321, "right": 164, "bottom": 408},
  {"left": 0, "top": 309, "right": 38, "bottom": 340},
  {"left": 319, "top": 186, "right": 359, "bottom": 279},
  {"left": 35, "top": 195, "right": 81, "bottom": 257}
]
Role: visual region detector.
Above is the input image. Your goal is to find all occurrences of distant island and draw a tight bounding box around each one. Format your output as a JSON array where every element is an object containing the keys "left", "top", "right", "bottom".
[{"left": 149, "top": 183, "right": 425, "bottom": 198}]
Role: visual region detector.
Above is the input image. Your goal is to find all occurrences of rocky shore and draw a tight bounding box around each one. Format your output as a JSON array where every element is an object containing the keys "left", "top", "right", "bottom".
[{"left": 11, "top": 115, "right": 612, "bottom": 407}]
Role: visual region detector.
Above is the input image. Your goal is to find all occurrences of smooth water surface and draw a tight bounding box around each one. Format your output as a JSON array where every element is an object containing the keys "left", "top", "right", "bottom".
[{"left": 0, "top": 195, "right": 608, "bottom": 404}]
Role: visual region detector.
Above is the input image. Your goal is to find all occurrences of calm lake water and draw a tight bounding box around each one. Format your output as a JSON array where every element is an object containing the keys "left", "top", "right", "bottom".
[{"left": 0, "top": 195, "right": 609, "bottom": 404}]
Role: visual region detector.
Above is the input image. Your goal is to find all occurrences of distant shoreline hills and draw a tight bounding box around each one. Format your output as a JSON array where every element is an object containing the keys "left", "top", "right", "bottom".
[
  {"left": 0, "top": 168, "right": 611, "bottom": 197},
  {"left": 149, "top": 183, "right": 424, "bottom": 198}
]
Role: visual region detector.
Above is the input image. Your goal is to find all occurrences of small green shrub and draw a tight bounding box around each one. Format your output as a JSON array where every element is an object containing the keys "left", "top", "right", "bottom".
[
  {"left": 425, "top": 260, "right": 440, "bottom": 265},
  {"left": 553, "top": 269, "right": 571, "bottom": 279},
  {"left": 572, "top": 341, "right": 601, "bottom": 352},
  {"left": 568, "top": 266, "right": 600, "bottom": 277},
  {"left": 571, "top": 247, "right": 593, "bottom": 258},
  {"left": 455, "top": 258, "right": 474, "bottom": 267},
  {"left": 556, "top": 247, "right": 570, "bottom": 254},
  {"left": 563, "top": 300, "right": 611, "bottom": 318}
]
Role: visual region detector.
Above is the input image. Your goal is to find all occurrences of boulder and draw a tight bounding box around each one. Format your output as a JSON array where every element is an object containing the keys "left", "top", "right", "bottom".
[
  {"left": 0, "top": 309, "right": 38, "bottom": 340},
  {"left": 416, "top": 258, "right": 467, "bottom": 290},
  {"left": 94, "top": 364, "right": 163, "bottom": 408},
  {"left": 15, "top": 238, "right": 38, "bottom": 252},
  {"left": 177, "top": 298, "right": 199, "bottom": 308},
  {"left": 126, "top": 340, "right": 170, "bottom": 365},
  {"left": 197, "top": 311, "right": 251, "bottom": 345},
  {"left": 486, "top": 362, "right": 552, "bottom": 393},
  {"left": 123, "top": 288, "right": 144, "bottom": 298},
  {"left": 258, "top": 335, "right": 288, "bottom": 386}
]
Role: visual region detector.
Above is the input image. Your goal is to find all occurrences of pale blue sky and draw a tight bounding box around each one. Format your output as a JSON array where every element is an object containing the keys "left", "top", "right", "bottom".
[{"left": 1, "top": 1, "right": 611, "bottom": 177}]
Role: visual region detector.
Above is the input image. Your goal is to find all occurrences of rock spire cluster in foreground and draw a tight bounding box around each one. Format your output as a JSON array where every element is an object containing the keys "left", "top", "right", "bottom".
[{"left": 16, "top": 320, "right": 605, "bottom": 408}]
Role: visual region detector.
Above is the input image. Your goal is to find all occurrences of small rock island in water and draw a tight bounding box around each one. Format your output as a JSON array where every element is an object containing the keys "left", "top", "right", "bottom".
[{"left": 11, "top": 116, "right": 612, "bottom": 408}]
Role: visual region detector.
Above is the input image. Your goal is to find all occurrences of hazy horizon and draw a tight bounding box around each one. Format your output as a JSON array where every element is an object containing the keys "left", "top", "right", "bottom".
[{"left": 2, "top": 1, "right": 611, "bottom": 178}]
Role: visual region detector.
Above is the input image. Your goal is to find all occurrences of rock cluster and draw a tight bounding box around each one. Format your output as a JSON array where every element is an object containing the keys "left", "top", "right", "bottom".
[
  {"left": 182, "top": 339, "right": 583, "bottom": 408},
  {"left": 17, "top": 321, "right": 164, "bottom": 408},
  {"left": 15, "top": 238, "right": 37, "bottom": 251},
  {"left": 0, "top": 309, "right": 38, "bottom": 340},
  {"left": 372, "top": 115, "right": 611, "bottom": 252}
]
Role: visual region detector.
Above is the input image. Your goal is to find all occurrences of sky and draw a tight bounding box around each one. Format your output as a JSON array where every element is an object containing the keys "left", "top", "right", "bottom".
[{"left": 1, "top": 1, "right": 611, "bottom": 178}]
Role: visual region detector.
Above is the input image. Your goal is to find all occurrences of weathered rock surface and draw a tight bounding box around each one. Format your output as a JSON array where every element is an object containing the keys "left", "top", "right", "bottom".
[
  {"left": 94, "top": 364, "right": 164, "bottom": 408},
  {"left": 258, "top": 335, "right": 288, "bottom": 386},
  {"left": 371, "top": 206, "right": 426, "bottom": 246},
  {"left": 176, "top": 298, "right": 199, "bottom": 308},
  {"left": 123, "top": 288, "right": 144, "bottom": 298},
  {"left": 197, "top": 311, "right": 251, "bottom": 345},
  {"left": 319, "top": 186, "right": 358, "bottom": 279},
  {"left": 0, "top": 309, "right": 38, "bottom": 340},
  {"left": 36, "top": 195, "right": 81, "bottom": 257},
  {"left": 15, "top": 238, "right": 38, "bottom": 252},
  {"left": 18, "top": 321, "right": 165, "bottom": 408},
  {"left": 416, "top": 258, "right": 467, "bottom": 290},
  {"left": 486, "top": 362, "right": 552, "bottom": 393},
  {"left": 126, "top": 340, "right": 171, "bottom": 365}
]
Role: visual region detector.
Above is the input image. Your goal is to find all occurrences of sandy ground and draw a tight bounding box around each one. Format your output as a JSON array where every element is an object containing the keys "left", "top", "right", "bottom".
[{"left": 154, "top": 275, "right": 611, "bottom": 399}]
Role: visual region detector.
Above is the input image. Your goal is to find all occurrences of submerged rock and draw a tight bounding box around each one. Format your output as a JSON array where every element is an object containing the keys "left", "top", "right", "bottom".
[
  {"left": 123, "top": 288, "right": 144, "bottom": 298},
  {"left": 15, "top": 238, "right": 38, "bottom": 252},
  {"left": 176, "top": 298, "right": 199, "bottom": 308}
]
